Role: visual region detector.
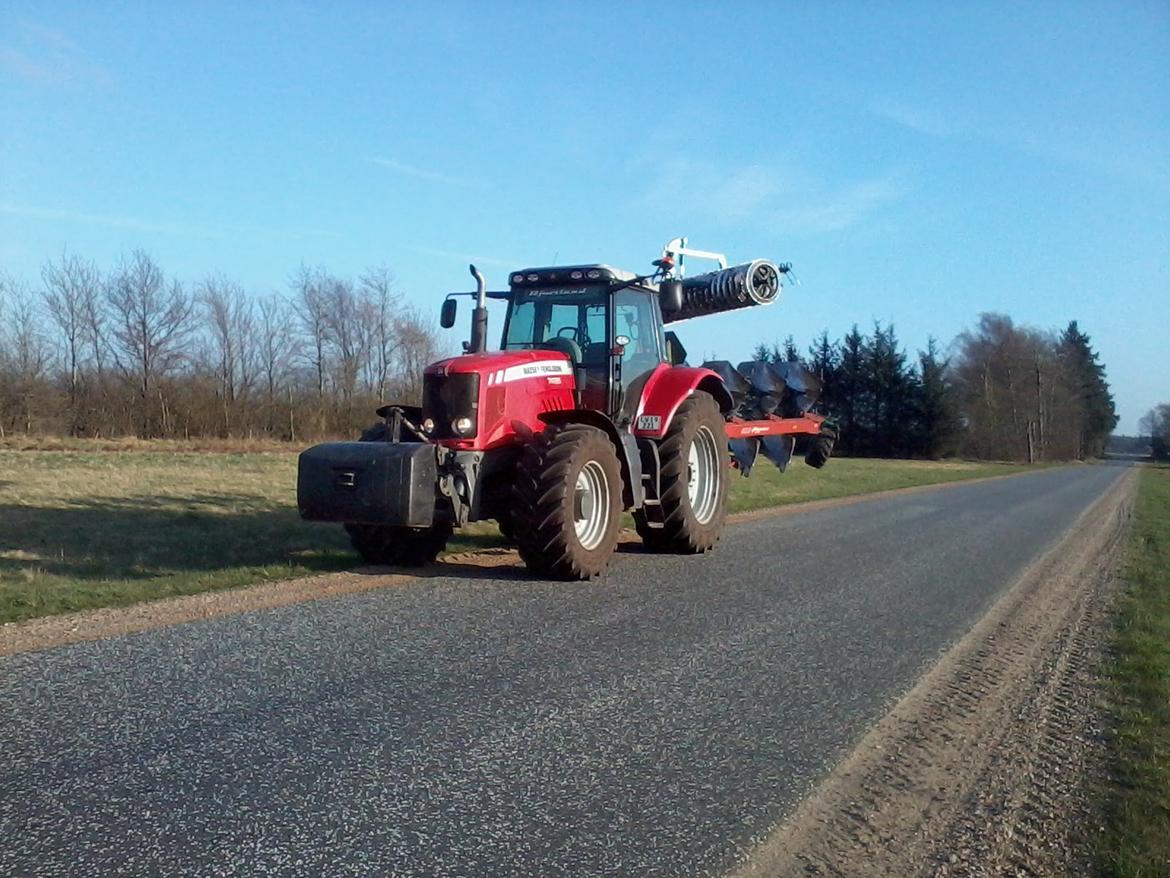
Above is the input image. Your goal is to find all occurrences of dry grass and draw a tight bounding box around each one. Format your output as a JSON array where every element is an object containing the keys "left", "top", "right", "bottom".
[{"left": 1, "top": 443, "right": 1033, "bottom": 624}]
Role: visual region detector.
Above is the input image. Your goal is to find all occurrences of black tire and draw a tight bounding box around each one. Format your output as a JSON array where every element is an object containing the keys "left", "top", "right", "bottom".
[
  {"left": 804, "top": 436, "right": 833, "bottom": 469},
  {"left": 345, "top": 521, "right": 452, "bottom": 566},
  {"left": 512, "top": 423, "right": 622, "bottom": 579},
  {"left": 635, "top": 391, "right": 728, "bottom": 553}
]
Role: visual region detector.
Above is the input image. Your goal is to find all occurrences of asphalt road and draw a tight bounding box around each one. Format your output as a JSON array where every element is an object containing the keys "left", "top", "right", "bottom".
[{"left": 0, "top": 465, "right": 1126, "bottom": 878}]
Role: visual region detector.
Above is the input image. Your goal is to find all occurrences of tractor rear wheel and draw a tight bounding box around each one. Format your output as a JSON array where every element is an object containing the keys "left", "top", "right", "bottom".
[
  {"left": 635, "top": 391, "right": 728, "bottom": 553},
  {"left": 345, "top": 521, "right": 452, "bottom": 566},
  {"left": 512, "top": 423, "right": 622, "bottom": 579}
]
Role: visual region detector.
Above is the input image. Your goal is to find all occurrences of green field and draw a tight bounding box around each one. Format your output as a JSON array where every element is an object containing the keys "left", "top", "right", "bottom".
[
  {"left": 0, "top": 448, "right": 1029, "bottom": 624},
  {"left": 1102, "top": 465, "right": 1170, "bottom": 877}
]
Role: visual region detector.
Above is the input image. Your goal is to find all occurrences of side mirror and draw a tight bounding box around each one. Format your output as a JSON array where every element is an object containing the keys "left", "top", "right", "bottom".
[
  {"left": 665, "top": 331, "right": 688, "bottom": 366},
  {"left": 440, "top": 298, "right": 457, "bottom": 329},
  {"left": 659, "top": 279, "right": 683, "bottom": 315}
]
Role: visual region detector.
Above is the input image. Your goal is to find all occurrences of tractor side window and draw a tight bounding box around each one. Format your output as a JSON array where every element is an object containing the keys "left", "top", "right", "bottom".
[
  {"left": 613, "top": 289, "right": 665, "bottom": 371},
  {"left": 610, "top": 288, "right": 665, "bottom": 416}
]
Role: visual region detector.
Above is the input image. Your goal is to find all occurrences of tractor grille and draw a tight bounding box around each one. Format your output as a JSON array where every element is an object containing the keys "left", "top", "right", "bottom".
[{"left": 422, "top": 372, "right": 480, "bottom": 439}]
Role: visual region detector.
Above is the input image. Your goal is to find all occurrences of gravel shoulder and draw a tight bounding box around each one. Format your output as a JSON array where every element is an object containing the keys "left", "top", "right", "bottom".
[{"left": 729, "top": 468, "right": 1134, "bottom": 877}]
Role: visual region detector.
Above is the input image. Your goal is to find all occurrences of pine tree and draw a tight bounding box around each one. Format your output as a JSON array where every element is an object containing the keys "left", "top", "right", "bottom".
[
  {"left": 1058, "top": 321, "right": 1117, "bottom": 458},
  {"left": 915, "top": 337, "right": 962, "bottom": 458},
  {"left": 866, "top": 322, "right": 912, "bottom": 457},
  {"left": 837, "top": 326, "right": 868, "bottom": 456},
  {"left": 807, "top": 330, "right": 839, "bottom": 422},
  {"left": 782, "top": 335, "right": 801, "bottom": 363}
]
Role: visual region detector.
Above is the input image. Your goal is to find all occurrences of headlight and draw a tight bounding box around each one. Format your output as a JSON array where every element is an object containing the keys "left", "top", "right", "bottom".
[
  {"left": 452, "top": 417, "right": 474, "bottom": 436},
  {"left": 421, "top": 418, "right": 435, "bottom": 434}
]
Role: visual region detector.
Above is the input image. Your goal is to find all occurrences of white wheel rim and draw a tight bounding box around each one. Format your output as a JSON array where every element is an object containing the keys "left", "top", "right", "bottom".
[
  {"left": 573, "top": 460, "right": 610, "bottom": 550},
  {"left": 687, "top": 425, "right": 722, "bottom": 525}
]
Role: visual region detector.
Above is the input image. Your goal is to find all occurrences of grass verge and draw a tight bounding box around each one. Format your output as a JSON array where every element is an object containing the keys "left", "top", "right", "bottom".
[
  {"left": 1, "top": 447, "right": 1035, "bottom": 625},
  {"left": 1102, "top": 465, "right": 1170, "bottom": 877}
]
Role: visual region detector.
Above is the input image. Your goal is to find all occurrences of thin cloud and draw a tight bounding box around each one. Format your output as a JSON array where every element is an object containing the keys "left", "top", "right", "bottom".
[
  {"left": 638, "top": 158, "right": 903, "bottom": 235},
  {"left": 0, "top": 203, "right": 341, "bottom": 241},
  {"left": 0, "top": 20, "right": 112, "bottom": 87},
  {"left": 870, "top": 98, "right": 959, "bottom": 138},
  {"left": 870, "top": 96, "right": 1168, "bottom": 191},
  {"left": 769, "top": 177, "right": 905, "bottom": 235},
  {"left": 1, "top": 204, "right": 224, "bottom": 239},
  {"left": 367, "top": 157, "right": 487, "bottom": 189}
]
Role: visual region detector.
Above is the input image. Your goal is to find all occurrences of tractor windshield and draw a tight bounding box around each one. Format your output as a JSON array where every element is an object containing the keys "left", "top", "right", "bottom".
[{"left": 502, "top": 286, "right": 608, "bottom": 364}]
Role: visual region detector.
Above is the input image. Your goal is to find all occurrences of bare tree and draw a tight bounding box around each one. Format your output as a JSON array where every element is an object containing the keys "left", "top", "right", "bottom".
[
  {"left": 41, "top": 251, "right": 102, "bottom": 435},
  {"left": 323, "top": 275, "right": 365, "bottom": 402},
  {"left": 2, "top": 253, "right": 445, "bottom": 441},
  {"left": 198, "top": 274, "right": 257, "bottom": 434},
  {"left": 0, "top": 274, "right": 53, "bottom": 433},
  {"left": 953, "top": 313, "right": 1085, "bottom": 462},
  {"left": 106, "top": 250, "right": 193, "bottom": 437},
  {"left": 393, "top": 306, "right": 440, "bottom": 402},
  {"left": 257, "top": 293, "right": 299, "bottom": 434},
  {"left": 291, "top": 265, "right": 330, "bottom": 399},
  {"left": 358, "top": 264, "right": 401, "bottom": 400}
]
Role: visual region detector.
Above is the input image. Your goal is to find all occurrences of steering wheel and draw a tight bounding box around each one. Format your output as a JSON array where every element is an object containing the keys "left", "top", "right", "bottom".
[{"left": 538, "top": 336, "right": 582, "bottom": 365}]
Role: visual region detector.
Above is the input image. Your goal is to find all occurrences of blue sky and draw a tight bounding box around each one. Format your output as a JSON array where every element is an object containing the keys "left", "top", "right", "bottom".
[{"left": 1, "top": 1, "right": 1166, "bottom": 432}]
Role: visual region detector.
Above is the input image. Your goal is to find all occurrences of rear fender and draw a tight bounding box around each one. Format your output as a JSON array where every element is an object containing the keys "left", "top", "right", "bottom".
[
  {"left": 632, "top": 365, "right": 733, "bottom": 440},
  {"left": 537, "top": 410, "right": 643, "bottom": 509}
]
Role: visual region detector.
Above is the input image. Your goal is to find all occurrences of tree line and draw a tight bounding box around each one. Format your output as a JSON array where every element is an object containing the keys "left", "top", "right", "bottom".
[
  {"left": 1139, "top": 403, "right": 1170, "bottom": 461},
  {"left": 753, "top": 313, "right": 1117, "bottom": 462},
  {"left": 0, "top": 250, "right": 441, "bottom": 440},
  {"left": 0, "top": 250, "right": 1122, "bottom": 461}
]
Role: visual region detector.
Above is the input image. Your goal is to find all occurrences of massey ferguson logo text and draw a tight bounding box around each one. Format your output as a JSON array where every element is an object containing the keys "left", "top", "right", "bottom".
[{"left": 522, "top": 364, "right": 567, "bottom": 375}]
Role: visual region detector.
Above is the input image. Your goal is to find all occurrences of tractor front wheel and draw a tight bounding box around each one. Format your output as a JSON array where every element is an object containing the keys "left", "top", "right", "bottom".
[
  {"left": 635, "top": 391, "right": 728, "bottom": 553},
  {"left": 345, "top": 521, "right": 452, "bottom": 566},
  {"left": 512, "top": 423, "right": 622, "bottom": 579}
]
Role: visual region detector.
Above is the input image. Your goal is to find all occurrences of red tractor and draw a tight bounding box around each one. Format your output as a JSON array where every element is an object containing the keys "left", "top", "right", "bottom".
[{"left": 298, "top": 239, "right": 835, "bottom": 579}]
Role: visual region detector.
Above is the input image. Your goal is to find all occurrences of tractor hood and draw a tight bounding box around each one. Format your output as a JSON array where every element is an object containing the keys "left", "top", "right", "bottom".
[
  {"left": 425, "top": 348, "right": 572, "bottom": 379},
  {"left": 422, "top": 349, "right": 577, "bottom": 450}
]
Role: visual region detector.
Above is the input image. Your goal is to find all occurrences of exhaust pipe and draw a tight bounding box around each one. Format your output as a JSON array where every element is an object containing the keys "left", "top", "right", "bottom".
[{"left": 469, "top": 264, "right": 488, "bottom": 354}]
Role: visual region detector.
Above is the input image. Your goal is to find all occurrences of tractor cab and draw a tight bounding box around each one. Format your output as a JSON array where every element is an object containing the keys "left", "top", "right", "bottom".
[{"left": 495, "top": 265, "right": 667, "bottom": 418}]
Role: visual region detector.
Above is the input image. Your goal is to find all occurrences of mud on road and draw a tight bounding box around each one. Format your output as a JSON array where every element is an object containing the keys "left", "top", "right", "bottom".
[{"left": 732, "top": 470, "right": 1134, "bottom": 877}]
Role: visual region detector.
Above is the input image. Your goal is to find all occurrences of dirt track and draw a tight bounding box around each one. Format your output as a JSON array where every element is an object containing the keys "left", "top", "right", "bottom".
[{"left": 731, "top": 468, "right": 1133, "bottom": 877}]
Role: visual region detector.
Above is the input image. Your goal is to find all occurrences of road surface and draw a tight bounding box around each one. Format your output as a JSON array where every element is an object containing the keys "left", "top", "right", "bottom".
[{"left": 0, "top": 465, "right": 1126, "bottom": 877}]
